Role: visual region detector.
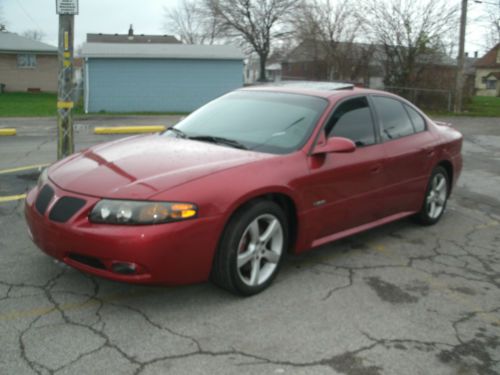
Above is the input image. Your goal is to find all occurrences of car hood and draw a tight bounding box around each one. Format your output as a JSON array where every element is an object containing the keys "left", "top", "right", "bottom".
[{"left": 49, "top": 134, "right": 273, "bottom": 199}]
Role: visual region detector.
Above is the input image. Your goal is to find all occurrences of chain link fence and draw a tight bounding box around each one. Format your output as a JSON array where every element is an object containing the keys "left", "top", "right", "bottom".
[{"left": 384, "top": 86, "right": 453, "bottom": 112}]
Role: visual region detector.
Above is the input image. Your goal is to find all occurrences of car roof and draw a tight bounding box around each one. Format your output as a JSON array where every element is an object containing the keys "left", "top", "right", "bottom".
[{"left": 240, "top": 81, "right": 386, "bottom": 100}]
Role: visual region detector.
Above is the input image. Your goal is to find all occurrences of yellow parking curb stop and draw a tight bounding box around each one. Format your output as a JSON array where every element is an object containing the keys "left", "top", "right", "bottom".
[
  {"left": 0, "top": 128, "right": 16, "bottom": 136},
  {"left": 0, "top": 194, "right": 27, "bottom": 203},
  {"left": 94, "top": 126, "right": 166, "bottom": 135},
  {"left": 0, "top": 163, "right": 50, "bottom": 175}
]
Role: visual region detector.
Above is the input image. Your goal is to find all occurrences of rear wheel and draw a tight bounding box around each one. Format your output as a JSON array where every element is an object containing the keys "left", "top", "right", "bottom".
[
  {"left": 414, "top": 166, "right": 449, "bottom": 225},
  {"left": 211, "top": 200, "right": 288, "bottom": 296}
]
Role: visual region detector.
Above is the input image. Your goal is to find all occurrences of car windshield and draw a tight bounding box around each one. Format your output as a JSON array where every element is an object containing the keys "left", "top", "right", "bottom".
[{"left": 165, "top": 91, "right": 328, "bottom": 154}]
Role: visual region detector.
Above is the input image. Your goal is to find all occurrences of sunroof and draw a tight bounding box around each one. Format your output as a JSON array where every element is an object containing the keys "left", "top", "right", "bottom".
[{"left": 267, "top": 81, "right": 354, "bottom": 91}]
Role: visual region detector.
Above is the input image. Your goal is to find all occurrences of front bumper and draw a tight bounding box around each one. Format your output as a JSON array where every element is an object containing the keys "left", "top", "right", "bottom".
[{"left": 24, "top": 182, "right": 222, "bottom": 285}]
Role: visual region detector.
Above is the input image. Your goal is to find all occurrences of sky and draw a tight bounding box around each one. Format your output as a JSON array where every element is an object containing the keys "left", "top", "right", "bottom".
[
  {"left": 1, "top": 0, "right": 181, "bottom": 48},
  {"left": 0, "top": 0, "right": 495, "bottom": 56}
]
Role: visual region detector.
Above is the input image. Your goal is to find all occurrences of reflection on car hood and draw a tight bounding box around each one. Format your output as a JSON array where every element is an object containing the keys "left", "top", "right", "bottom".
[{"left": 49, "top": 134, "right": 273, "bottom": 199}]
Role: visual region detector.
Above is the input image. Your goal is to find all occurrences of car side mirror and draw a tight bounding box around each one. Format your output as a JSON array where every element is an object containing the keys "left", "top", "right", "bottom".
[{"left": 312, "top": 136, "right": 356, "bottom": 155}]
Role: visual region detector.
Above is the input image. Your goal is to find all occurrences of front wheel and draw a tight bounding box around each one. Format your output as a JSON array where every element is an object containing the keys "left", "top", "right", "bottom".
[
  {"left": 211, "top": 200, "right": 288, "bottom": 296},
  {"left": 414, "top": 166, "right": 449, "bottom": 226}
]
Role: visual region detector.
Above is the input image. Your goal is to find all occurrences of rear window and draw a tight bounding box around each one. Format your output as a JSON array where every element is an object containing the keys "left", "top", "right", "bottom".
[{"left": 405, "top": 105, "right": 426, "bottom": 133}]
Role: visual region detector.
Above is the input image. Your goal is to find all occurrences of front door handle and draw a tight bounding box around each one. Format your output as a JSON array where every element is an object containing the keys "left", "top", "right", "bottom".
[{"left": 421, "top": 147, "right": 436, "bottom": 158}]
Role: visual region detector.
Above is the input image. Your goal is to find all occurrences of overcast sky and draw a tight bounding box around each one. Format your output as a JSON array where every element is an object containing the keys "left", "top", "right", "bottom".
[
  {"left": 2, "top": 0, "right": 181, "bottom": 47},
  {"left": 1, "top": 0, "right": 493, "bottom": 56}
]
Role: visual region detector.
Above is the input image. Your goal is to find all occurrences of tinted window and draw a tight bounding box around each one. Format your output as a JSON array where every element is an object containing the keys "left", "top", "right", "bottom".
[
  {"left": 372, "top": 96, "right": 415, "bottom": 140},
  {"left": 405, "top": 105, "right": 426, "bottom": 132},
  {"left": 327, "top": 97, "right": 376, "bottom": 147},
  {"left": 170, "top": 91, "right": 328, "bottom": 154}
]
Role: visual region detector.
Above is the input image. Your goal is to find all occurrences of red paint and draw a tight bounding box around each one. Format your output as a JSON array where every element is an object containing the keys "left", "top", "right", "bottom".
[{"left": 24, "top": 87, "right": 463, "bottom": 285}]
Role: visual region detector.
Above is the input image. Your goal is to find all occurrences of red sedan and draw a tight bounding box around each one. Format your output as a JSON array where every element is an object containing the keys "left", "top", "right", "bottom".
[{"left": 25, "top": 83, "right": 463, "bottom": 295}]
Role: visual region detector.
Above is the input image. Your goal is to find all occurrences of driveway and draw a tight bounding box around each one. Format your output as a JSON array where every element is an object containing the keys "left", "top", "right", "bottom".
[{"left": 0, "top": 115, "right": 499, "bottom": 374}]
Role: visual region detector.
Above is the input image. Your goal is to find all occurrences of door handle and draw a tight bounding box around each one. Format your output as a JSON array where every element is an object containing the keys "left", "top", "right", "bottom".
[
  {"left": 421, "top": 148, "right": 435, "bottom": 158},
  {"left": 370, "top": 164, "right": 382, "bottom": 174}
]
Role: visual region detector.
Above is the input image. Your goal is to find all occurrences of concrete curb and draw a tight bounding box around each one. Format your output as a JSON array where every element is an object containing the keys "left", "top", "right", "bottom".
[
  {"left": 0, "top": 128, "right": 16, "bottom": 136},
  {"left": 94, "top": 126, "right": 166, "bottom": 134}
]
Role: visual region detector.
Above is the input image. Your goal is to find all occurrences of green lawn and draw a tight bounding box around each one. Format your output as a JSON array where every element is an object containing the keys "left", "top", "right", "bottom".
[
  {"left": 0, "top": 92, "right": 59, "bottom": 117},
  {"left": 0, "top": 92, "right": 187, "bottom": 117},
  {"left": 426, "top": 96, "right": 500, "bottom": 117},
  {"left": 465, "top": 96, "right": 500, "bottom": 117}
]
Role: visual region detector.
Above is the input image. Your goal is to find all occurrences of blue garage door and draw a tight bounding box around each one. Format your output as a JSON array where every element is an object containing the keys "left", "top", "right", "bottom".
[{"left": 86, "top": 58, "right": 243, "bottom": 113}]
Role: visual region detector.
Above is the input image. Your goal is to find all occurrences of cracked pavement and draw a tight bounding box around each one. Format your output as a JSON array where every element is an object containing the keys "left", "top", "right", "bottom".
[{"left": 0, "top": 116, "right": 499, "bottom": 375}]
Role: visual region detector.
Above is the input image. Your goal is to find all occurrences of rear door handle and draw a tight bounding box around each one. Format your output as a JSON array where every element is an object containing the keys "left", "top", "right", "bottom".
[{"left": 370, "top": 164, "right": 382, "bottom": 174}]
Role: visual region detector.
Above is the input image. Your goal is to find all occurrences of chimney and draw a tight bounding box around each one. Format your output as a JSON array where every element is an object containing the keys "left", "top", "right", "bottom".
[
  {"left": 474, "top": 51, "right": 478, "bottom": 58},
  {"left": 128, "top": 24, "right": 134, "bottom": 37}
]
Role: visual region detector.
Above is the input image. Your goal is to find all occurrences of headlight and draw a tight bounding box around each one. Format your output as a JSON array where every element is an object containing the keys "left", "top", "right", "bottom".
[
  {"left": 89, "top": 200, "right": 198, "bottom": 225},
  {"left": 37, "top": 168, "right": 48, "bottom": 190}
]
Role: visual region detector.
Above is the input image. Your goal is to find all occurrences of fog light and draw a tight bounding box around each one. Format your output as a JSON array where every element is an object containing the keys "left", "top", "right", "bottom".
[{"left": 111, "top": 262, "right": 137, "bottom": 275}]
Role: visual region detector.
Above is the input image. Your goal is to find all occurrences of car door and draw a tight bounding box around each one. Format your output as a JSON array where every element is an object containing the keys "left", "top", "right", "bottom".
[
  {"left": 304, "top": 96, "right": 387, "bottom": 243},
  {"left": 370, "top": 95, "right": 439, "bottom": 217}
]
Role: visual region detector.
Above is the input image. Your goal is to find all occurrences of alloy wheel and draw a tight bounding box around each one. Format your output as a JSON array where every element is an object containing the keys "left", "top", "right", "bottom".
[
  {"left": 426, "top": 173, "right": 448, "bottom": 219},
  {"left": 236, "top": 214, "right": 283, "bottom": 287}
]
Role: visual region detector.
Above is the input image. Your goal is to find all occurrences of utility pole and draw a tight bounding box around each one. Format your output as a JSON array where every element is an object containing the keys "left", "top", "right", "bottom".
[
  {"left": 56, "top": 0, "right": 78, "bottom": 159},
  {"left": 454, "top": 0, "right": 468, "bottom": 113}
]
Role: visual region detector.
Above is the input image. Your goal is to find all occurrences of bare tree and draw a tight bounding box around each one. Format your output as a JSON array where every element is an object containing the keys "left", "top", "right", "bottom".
[
  {"left": 485, "top": 2, "right": 500, "bottom": 49},
  {"left": 360, "top": 0, "right": 458, "bottom": 87},
  {"left": 292, "top": 0, "right": 367, "bottom": 81},
  {"left": 22, "top": 29, "right": 46, "bottom": 41},
  {"left": 207, "top": 0, "right": 300, "bottom": 81},
  {"left": 164, "top": 0, "right": 224, "bottom": 44},
  {"left": 0, "top": 0, "right": 6, "bottom": 31}
]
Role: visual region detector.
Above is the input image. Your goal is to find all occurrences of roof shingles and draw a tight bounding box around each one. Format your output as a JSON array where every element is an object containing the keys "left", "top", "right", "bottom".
[
  {"left": 81, "top": 43, "right": 243, "bottom": 60},
  {"left": 474, "top": 44, "right": 500, "bottom": 68},
  {"left": 0, "top": 31, "right": 57, "bottom": 53},
  {"left": 86, "top": 33, "right": 181, "bottom": 44}
]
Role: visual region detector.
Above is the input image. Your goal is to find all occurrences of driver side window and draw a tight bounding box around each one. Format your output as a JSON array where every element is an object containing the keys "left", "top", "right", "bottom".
[{"left": 326, "top": 97, "right": 376, "bottom": 147}]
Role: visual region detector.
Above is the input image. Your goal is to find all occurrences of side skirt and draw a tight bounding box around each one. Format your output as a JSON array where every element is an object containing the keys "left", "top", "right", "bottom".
[{"left": 309, "top": 211, "right": 415, "bottom": 249}]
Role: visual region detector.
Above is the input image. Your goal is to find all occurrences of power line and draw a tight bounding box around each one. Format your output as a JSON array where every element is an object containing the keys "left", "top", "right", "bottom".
[
  {"left": 473, "top": 0, "right": 500, "bottom": 6},
  {"left": 15, "top": 0, "right": 43, "bottom": 30}
]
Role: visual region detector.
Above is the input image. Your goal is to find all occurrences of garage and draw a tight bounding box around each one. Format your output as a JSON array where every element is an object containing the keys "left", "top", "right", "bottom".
[{"left": 81, "top": 43, "right": 244, "bottom": 113}]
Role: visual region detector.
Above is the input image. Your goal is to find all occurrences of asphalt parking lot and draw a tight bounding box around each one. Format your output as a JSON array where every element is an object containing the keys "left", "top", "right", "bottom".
[{"left": 1, "top": 116, "right": 499, "bottom": 375}]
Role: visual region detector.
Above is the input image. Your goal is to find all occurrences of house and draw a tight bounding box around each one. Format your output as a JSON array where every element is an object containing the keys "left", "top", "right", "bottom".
[
  {"left": 474, "top": 44, "right": 500, "bottom": 96},
  {"left": 82, "top": 42, "right": 243, "bottom": 113},
  {"left": 244, "top": 53, "right": 282, "bottom": 84},
  {"left": 0, "top": 31, "right": 57, "bottom": 92},
  {"left": 87, "top": 25, "right": 181, "bottom": 44},
  {"left": 281, "top": 39, "right": 464, "bottom": 93},
  {"left": 266, "top": 63, "right": 282, "bottom": 82},
  {"left": 281, "top": 40, "right": 384, "bottom": 88}
]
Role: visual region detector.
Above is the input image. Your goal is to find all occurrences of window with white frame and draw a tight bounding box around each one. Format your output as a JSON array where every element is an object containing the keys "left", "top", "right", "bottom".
[
  {"left": 486, "top": 79, "right": 497, "bottom": 90},
  {"left": 17, "top": 54, "right": 37, "bottom": 68}
]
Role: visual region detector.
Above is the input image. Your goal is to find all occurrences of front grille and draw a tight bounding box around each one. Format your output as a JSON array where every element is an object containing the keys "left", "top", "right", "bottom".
[
  {"left": 68, "top": 253, "right": 106, "bottom": 270},
  {"left": 35, "top": 185, "right": 54, "bottom": 215},
  {"left": 49, "top": 196, "right": 86, "bottom": 223}
]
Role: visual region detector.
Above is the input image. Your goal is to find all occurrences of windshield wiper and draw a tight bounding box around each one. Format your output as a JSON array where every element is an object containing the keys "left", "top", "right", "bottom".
[
  {"left": 166, "top": 127, "right": 188, "bottom": 138},
  {"left": 188, "top": 135, "right": 248, "bottom": 150}
]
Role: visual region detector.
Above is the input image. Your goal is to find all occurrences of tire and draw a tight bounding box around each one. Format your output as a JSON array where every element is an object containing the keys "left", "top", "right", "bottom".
[
  {"left": 414, "top": 166, "right": 449, "bottom": 226},
  {"left": 211, "top": 199, "right": 288, "bottom": 296}
]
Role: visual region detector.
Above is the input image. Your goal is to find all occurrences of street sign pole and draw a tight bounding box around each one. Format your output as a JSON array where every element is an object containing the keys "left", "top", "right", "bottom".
[{"left": 56, "top": 0, "right": 78, "bottom": 159}]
